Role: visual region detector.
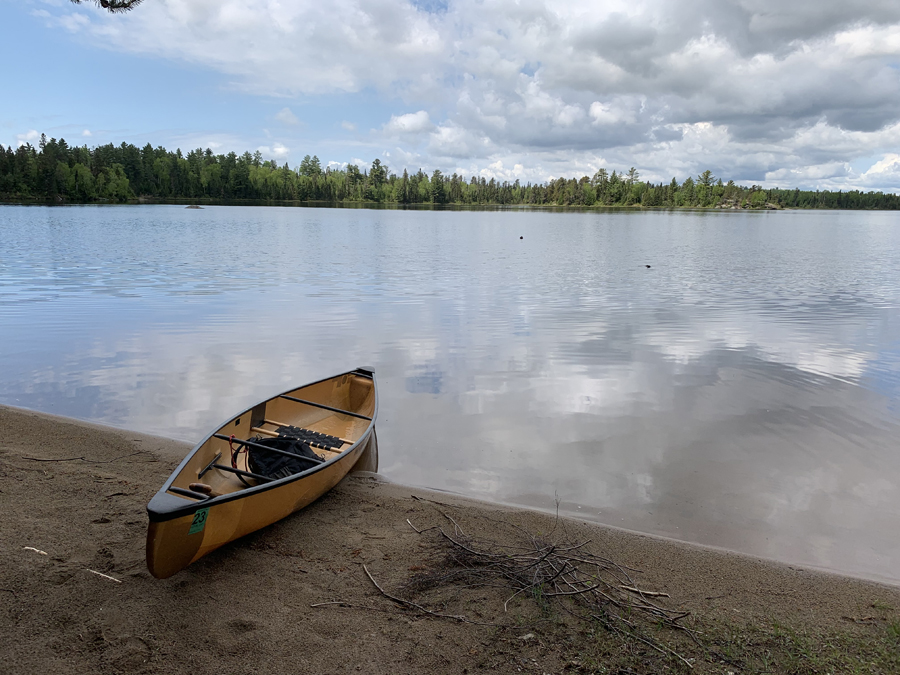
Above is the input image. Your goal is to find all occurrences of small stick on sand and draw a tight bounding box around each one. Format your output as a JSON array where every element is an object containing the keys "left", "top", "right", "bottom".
[
  {"left": 363, "top": 565, "right": 489, "bottom": 625},
  {"left": 411, "top": 496, "right": 467, "bottom": 536},
  {"left": 620, "top": 585, "right": 670, "bottom": 598},
  {"left": 22, "top": 451, "right": 151, "bottom": 464},
  {"left": 85, "top": 569, "right": 122, "bottom": 583},
  {"left": 23, "top": 547, "right": 48, "bottom": 555},
  {"left": 23, "top": 456, "right": 86, "bottom": 462}
]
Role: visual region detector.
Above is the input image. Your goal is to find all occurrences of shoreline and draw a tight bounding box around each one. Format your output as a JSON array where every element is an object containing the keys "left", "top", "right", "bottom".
[
  {"left": 2, "top": 404, "right": 899, "bottom": 673},
  {"left": 8, "top": 401, "right": 893, "bottom": 589},
  {"left": 462, "top": 491, "right": 900, "bottom": 591},
  {"left": 1, "top": 197, "right": 870, "bottom": 211}
]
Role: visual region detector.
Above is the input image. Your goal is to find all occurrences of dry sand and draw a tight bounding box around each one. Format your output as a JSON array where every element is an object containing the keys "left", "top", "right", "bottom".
[{"left": 1, "top": 404, "right": 898, "bottom": 674}]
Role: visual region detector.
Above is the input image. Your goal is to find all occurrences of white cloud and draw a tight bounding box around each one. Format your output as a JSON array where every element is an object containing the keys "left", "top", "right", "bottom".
[
  {"left": 164, "top": 132, "right": 246, "bottom": 154},
  {"left": 81, "top": 129, "right": 92, "bottom": 137},
  {"left": 16, "top": 130, "right": 40, "bottom": 147},
  {"left": 589, "top": 100, "right": 639, "bottom": 126},
  {"left": 33, "top": 7, "right": 89, "bottom": 33},
  {"left": 274, "top": 107, "right": 299, "bottom": 125},
  {"left": 766, "top": 162, "right": 851, "bottom": 183},
  {"left": 864, "top": 153, "right": 900, "bottom": 178},
  {"left": 479, "top": 160, "right": 526, "bottom": 181},
  {"left": 383, "top": 110, "right": 433, "bottom": 135},
  {"left": 50, "top": 0, "right": 444, "bottom": 95},
  {"left": 35, "top": 0, "right": 900, "bottom": 188},
  {"left": 257, "top": 142, "right": 289, "bottom": 159},
  {"left": 426, "top": 122, "right": 494, "bottom": 160}
]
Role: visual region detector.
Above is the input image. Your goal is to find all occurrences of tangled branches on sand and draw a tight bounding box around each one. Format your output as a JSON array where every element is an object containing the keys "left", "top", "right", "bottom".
[{"left": 401, "top": 518, "right": 699, "bottom": 669}]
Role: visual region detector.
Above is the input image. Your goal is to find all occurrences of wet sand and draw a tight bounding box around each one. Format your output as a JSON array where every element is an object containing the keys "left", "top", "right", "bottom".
[{"left": 1, "top": 404, "right": 899, "bottom": 674}]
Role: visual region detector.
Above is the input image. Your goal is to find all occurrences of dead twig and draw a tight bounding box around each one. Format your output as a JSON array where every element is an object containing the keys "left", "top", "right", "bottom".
[
  {"left": 410, "top": 496, "right": 467, "bottom": 536},
  {"left": 401, "top": 517, "right": 698, "bottom": 667},
  {"left": 597, "top": 613, "right": 694, "bottom": 670},
  {"left": 85, "top": 569, "right": 121, "bottom": 583},
  {"left": 22, "top": 451, "right": 153, "bottom": 464},
  {"left": 22, "top": 456, "right": 86, "bottom": 462},
  {"left": 363, "top": 565, "right": 493, "bottom": 625},
  {"left": 620, "top": 585, "right": 670, "bottom": 598}
]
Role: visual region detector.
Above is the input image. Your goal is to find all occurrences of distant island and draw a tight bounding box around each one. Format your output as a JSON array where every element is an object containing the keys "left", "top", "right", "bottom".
[{"left": 2, "top": 134, "right": 899, "bottom": 210}]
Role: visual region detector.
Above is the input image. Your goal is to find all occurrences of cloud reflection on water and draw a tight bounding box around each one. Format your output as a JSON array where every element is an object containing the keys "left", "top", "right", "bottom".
[{"left": 1, "top": 205, "right": 900, "bottom": 583}]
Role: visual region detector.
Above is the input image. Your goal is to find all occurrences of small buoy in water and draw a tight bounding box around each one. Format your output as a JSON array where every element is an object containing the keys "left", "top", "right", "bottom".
[
  {"left": 520, "top": 236, "right": 523, "bottom": 239},
  {"left": 645, "top": 264, "right": 651, "bottom": 268}
]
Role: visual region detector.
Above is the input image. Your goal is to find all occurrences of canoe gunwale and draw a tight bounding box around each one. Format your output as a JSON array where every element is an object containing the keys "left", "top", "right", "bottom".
[{"left": 147, "top": 367, "right": 377, "bottom": 523}]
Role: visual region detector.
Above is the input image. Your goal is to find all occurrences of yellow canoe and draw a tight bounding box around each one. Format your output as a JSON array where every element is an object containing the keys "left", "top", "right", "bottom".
[{"left": 146, "top": 367, "right": 378, "bottom": 578}]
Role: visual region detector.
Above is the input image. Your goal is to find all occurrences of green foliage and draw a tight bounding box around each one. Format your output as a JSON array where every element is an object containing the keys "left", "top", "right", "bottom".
[
  {"left": 298, "top": 154, "right": 322, "bottom": 177},
  {"left": 2, "top": 135, "right": 900, "bottom": 209}
]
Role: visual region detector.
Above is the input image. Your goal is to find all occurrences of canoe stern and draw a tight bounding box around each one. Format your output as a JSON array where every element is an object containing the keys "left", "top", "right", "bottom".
[{"left": 146, "top": 433, "right": 370, "bottom": 578}]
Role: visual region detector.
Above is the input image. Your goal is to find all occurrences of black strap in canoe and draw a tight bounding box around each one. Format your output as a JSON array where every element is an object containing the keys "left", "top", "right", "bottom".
[{"left": 275, "top": 425, "right": 345, "bottom": 448}]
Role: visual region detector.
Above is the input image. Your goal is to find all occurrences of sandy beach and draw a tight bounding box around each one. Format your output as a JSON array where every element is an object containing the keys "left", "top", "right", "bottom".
[{"left": 1, "top": 404, "right": 898, "bottom": 674}]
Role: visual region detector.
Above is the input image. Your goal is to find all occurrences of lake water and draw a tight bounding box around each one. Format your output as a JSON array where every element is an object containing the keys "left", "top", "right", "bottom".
[{"left": 2, "top": 204, "right": 900, "bottom": 584}]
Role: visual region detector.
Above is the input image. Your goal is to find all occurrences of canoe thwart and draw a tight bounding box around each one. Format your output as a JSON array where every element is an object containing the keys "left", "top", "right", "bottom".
[
  {"left": 207, "top": 462, "right": 274, "bottom": 483},
  {"left": 278, "top": 395, "right": 373, "bottom": 421},
  {"left": 167, "top": 486, "right": 212, "bottom": 500},
  {"left": 198, "top": 451, "right": 223, "bottom": 479},
  {"left": 212, "top": 433, "right": 325, "bottom": 464}
]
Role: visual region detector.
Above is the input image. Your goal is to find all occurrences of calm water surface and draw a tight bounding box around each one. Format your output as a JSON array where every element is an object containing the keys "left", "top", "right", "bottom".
[{"left": 2, "top": 204, "right": 899, "bottom": 583}]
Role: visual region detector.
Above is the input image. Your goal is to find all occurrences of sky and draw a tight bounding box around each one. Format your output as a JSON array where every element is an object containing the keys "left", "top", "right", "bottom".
[{"left": 3, "top": 0, "right": 900, "bottom": 190}]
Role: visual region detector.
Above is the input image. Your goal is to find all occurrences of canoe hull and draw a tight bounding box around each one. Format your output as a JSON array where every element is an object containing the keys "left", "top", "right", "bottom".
[
  {"left": 147, "top": 428, "right": 374, "bottom": 579},
  {"left": 146, "top": 368, "right": 377, "bottom": 579}
]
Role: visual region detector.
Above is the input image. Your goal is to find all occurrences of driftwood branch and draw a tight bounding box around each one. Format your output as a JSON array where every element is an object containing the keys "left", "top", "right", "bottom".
[{"left": 397, "top": 511, "right": 695, "bottom": 669}]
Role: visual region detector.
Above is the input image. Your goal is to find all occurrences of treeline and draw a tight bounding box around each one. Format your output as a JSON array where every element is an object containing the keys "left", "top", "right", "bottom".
[{"left": 2, "top": 135, "right": 900, "bottom": 210}]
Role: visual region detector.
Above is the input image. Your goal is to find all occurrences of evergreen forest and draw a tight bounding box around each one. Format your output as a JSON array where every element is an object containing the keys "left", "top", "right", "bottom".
[{"left": 3, "top": 135, "right": 899, "bottom": 210}]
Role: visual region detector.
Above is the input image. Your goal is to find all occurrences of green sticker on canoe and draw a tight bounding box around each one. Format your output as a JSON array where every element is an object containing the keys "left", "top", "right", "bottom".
[{"left": 188, "top": 508, "right": 209, "bottom": 535}]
